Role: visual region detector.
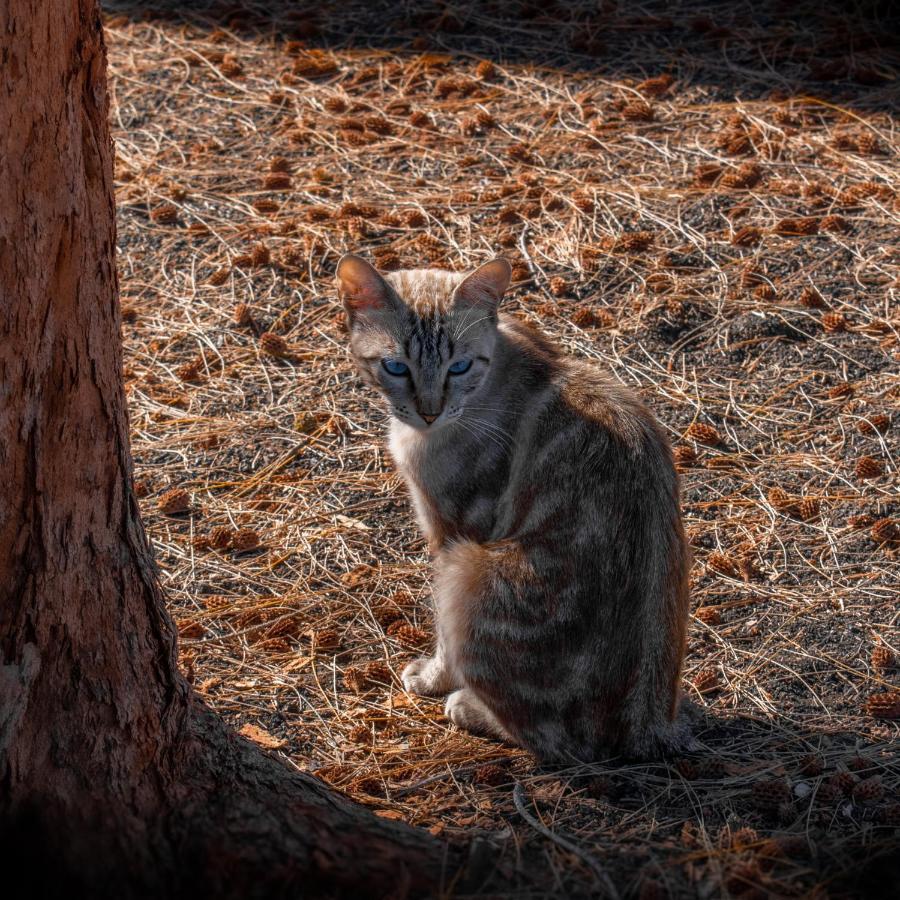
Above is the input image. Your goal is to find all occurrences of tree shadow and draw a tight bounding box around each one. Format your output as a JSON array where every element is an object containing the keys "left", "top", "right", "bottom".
[
  {"left": 520, "top": 706, "right": 900, "bottom": 898},
  {"left": 107, "top": 0, "right": 900, "bottom": 112}
]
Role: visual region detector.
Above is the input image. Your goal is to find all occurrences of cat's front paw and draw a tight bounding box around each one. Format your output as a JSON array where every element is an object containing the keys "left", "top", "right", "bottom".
[
  {"left": 444, "top": 688, "right": 509, "bottom": 740},
  {"left": 444, "top": 689, "right": 479, "bottom": 730},
  {"left": 402, "top": 656, "right": 453, "bottom": 697}
]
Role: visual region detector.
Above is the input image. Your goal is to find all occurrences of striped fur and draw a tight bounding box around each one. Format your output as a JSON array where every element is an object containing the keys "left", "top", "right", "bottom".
[{"left": 337, "top": 256, "right": 692, "bottom": 762}]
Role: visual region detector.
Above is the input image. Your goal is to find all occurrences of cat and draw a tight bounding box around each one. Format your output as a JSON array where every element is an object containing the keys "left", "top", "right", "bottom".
[{"left": 336, "top": 253, "right": 693, "bottom": 762}]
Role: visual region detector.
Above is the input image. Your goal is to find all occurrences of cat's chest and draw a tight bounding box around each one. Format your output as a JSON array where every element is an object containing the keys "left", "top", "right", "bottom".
[{"left": 388, "top": 422, "right": 499, "bottom": 546}]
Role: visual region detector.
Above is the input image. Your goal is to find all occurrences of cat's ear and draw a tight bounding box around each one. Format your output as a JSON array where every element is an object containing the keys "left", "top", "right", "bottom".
[
  {"left": 336, "top": 254, "right": 394, "bottom": 318},
  {"left": 454, "top": 257, "right": 511, "bottom": 310}
]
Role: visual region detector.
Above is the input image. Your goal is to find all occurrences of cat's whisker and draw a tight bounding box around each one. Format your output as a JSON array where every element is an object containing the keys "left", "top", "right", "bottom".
[
  {"left": 464, "top": 415, "right": 515, "bottom": 442},
  {"left": 450, "top": 300, "right": 481, "bottom": 341},
  {"left": 459, "top": 415, "right": 515, "bottom": 452},
  {"left": 457, "top": 415, "right": 512, "bottom": 452},
  {"left": 452, "top": 313, "right": 494, "bottom": 342}
]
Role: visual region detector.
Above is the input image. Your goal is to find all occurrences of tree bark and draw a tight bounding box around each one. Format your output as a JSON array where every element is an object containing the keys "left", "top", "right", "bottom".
[{"left": 0, "top": 4, "right": 470, "bottom": 896}]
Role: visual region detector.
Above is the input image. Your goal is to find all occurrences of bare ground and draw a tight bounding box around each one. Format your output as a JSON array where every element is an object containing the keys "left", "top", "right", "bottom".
[{"left": 107, "top": 2, "right": 899, "bottom": 896}]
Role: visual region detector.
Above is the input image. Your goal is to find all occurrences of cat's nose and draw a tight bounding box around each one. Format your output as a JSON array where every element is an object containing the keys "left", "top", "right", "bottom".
[{"left": 421, "top": 413, "right": 438, "bottom": 424}]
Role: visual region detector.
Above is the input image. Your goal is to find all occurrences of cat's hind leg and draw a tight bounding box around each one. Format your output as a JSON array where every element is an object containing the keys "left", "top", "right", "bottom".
[
  {"left": 401, "top": 649, "right": 458, "bottom": 697},
  {"left": 445, "top": 688, "right": 513, "bottom": 741}
]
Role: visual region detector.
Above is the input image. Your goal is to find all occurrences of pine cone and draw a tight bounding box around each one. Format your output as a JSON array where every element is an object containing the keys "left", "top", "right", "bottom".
[
  {"left": 731, "top": 225, "right": 762, "bottom": 247},
  {"left": 858, "top": 414, "right": 890, "bottom": 435},
  {"left": 637, "top": 73, "right": 674, "bottom": 97},
  {"left": 178, "top": 620, "right": 206, "bottom": 639},
  {"left": 695, "top": 606, "right": 721, "bottom": 625},
  {"left": 372, "top": 598, "right": 404, "bottom": 627},
  {"left": 708, "top": 551, "right": 740, "bottom": 578},
  {"left": 258, "top": 637, "right": 290, "bottom": 653},
  {"left": 208, "top": 267, "right": 231, "bottom": 286},
  {"left": 265, "top": 617, "right": 300, "bottom": 640},
  {"left": 799, "top": 753, "right": 825, "bottom": 776},
  {"left": 308, "top": 628, "right": 341, "bottom": 651},
  {"left": 349, "top": 775, "right": 384, "bottom": 797},
  {"left": 231, "top": 529, "right": 260, "bottom": 552},
  {"left": 686, "top": 422, "right": 721, "bottom": 445},
  {"left": 202, "top": 595, "right": 231, "bottom": 612},
  {"left": 263, "top": 173, "right": 291, "bottom": 190},
  {"left": 872, "top": 645, "right": 897, "bottom": 671},
  {"left": 815, "top": 781, "right": 842, "bottom": 805},
  {"left": 828, "top": 383, "right": 853, "bottom": 400},
  {"left": 233, "top": 303, "right": 254, "bottom": 325},
  {"left": 798, "top": 286, "right": 825, "bottom": 308},
  {"left": 692, "top": 667, "right": 721, "bottom": 694},
  {"left": 260, "top": 332, "right": 294, "bottom": 359},
  {"left": 363, "top": 660, "right": 393, "bottom": 684},
  {"left": 343, "top": 667, "right": 367, "bottom": 693},
  {"left": 866, "top": 691, "right": 900, "bottom": 719},
  {"left": 475, "top": 59, "right": 496, "bottom": 80},
  {"left": 389, "top": 623, "right": 429, "bottom": 648},
  {"left": 828, "top": 771, "right": 857, "bottom": 796},
  {"left": 773, "top": 216, "right": 819, "bottom": 236},
  {"left": 614, "top": 231, "right": 654, "bottom": 252},
  {"left": 848, "top": 514, "right": 874, "bottom": 530},
  {"left": 622, "top": 99, "right": 654, "bottom": 121},
  {"left": 549, "top": 276, "right": 569, "bottom": 297},
  {"left": 571, "top": 307, "right": 613, "bottom": 328},
  {"left": 673, "top": 445, "right": 698, "bottom": 468},
  {"left": 349, "top": 723, "right": 372, "bottom": 743},
  {"left": 250, "top": 243, "right": 270, "bottom": 266},
  {"left": 752, "top": 778, "right": 791, "bottom": 811},
  {"left": 208, "top": 525, "right": 234, "bottom": 550},
  {"left": 720, "top": 162, "right": 763, "bottom": 189},
  {"left": 852, "top": 777, "right": 884, "bottom": 804},
  {"left": 151, "top": 203, "right": 179, "bottom": 224},
  {"left": 856, "top": 132, "right": 880, "bottom": 154},
  {"left": 739, "top": 555, "right": 762, "bottom": 581},
  {"left": 730, "top": 826, "right": 759, "bottom": 849},
  {"left": 219, "top": 55, "right": 243, "bottom": 78},
  {"left": 797, "top": 497, "right": 821, "bottom": 522},
  {"left": 855, "top": 456, "right": 884, "bottom": 479},
  {"left": 158, "top": 488, "right": 191, "bottom": 515},
  {"left": 872, "top": 518, "right": 899, "bottom": 544},
  {"left": 767, "top": 487, "right": 794, "bottom": 513},
  {"left": 473, "top": 763, "right": 507, "bottom": 786},
  {"left": 820, "top": 214, "right": 850, "bottom": 233},
  {"left": 822, "top": 312, "right": 847, "bottom": 333},
  {"left": 694, "top": 163, "right": 722, "bottom": 187}
]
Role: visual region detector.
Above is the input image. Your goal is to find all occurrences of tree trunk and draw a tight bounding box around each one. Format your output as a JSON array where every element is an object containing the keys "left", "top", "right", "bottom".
[{"left": 0, "top": 4, "right": 470, "bottom": 896}]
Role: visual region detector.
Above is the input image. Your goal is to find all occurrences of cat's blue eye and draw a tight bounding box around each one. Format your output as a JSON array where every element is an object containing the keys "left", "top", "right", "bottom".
[
  {"left": 448, "top": 358, "right": 472, "bottom": 375},
  {"left": 382, "top": 358, "right": 410, "bottom": 376}
]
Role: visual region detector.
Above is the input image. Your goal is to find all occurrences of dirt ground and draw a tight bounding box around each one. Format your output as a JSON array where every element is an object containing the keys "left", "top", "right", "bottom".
[{"left": 106, "top": 1, "right": 899, "bottom": 896}]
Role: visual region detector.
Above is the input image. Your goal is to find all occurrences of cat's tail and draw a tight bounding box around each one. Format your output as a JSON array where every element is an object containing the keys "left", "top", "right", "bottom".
[{"left": 658, "top": 695, "right": 703, "bottom": 754}]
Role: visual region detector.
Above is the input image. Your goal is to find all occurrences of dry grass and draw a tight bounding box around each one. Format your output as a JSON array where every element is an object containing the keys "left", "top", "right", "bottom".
[{"left": 108, "top": 2, "right": 899, "bottom": 896}]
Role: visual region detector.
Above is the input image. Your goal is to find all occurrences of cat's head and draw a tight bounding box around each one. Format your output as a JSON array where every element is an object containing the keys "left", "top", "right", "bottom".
[{"left": 336, "top": 255, "right": 511, "bottom": 431}]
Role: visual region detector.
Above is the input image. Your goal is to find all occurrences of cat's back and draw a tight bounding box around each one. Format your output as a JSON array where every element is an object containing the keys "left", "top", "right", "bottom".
[{"left": 502, "top": 317, "right": 673, "bottom": 480}]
